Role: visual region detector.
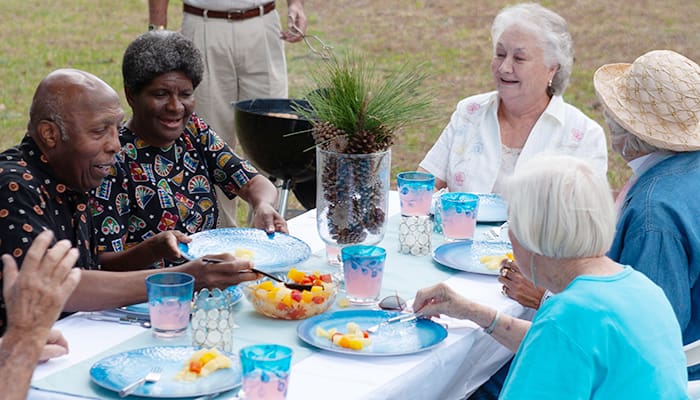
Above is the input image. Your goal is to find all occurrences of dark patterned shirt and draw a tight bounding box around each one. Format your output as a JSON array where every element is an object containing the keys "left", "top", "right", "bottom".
[
  {"left": 90, "top": 113, "right": 258, "bottom": 265},
  {"left": 0, "top": 136, "right": 98, "bottom": 334}
]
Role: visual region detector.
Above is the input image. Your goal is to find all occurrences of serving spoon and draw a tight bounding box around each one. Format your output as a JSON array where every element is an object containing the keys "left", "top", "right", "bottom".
[{"left": 202, "top": 258, "right": 314, "bottom": 291}]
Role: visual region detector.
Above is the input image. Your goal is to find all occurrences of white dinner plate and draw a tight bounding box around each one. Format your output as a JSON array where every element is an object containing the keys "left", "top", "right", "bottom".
[
  {"left": 89, "top": 346, "right": 241, "bottom": 398},
  {"left": 297, "top": 310, "right": 447, "bottom": 356},
  {"left": 177, "top": 228, "right": 311, "bottom": 272},
  {"left": 432, "top": 240, "right": 512, "bottom": 275}
]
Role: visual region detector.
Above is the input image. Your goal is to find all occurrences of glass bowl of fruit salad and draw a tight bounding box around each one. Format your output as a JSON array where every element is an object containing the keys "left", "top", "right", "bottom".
[{"left": 242, "top": 268, "right": 337, "bottom": 320}]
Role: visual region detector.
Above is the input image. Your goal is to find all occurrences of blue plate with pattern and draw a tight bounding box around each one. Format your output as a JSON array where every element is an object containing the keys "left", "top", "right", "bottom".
[
  {"left": 119, "top": 286, "right": 243, "bottom": 317},
  {"left": 297, "top": 310, "right": 447, "bottom": 356},
  {"left": 432, "top": 240, "right": 512, "bottom": 275},
  {"left": 90, "top": 346, "right": 241, "bottom": 398},
  {"left": 475, "top": 193, "right": 508, "bottom": 223},
  {"left": 178, "top": 228, "right": 311, "bottom": 273}
]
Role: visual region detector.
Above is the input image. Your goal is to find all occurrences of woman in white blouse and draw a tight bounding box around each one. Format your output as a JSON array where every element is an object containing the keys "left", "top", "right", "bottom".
[{"left": 419, "top": 3, "right": 607, "bottom": 194}]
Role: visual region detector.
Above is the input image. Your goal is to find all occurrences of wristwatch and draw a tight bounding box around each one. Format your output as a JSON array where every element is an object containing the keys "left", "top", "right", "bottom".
[{"left": 148, "top": 24, "right": 166, "bottom": 31}]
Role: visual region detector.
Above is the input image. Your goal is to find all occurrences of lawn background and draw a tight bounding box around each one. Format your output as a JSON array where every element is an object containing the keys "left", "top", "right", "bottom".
[{"left": 1, "top": 0, "right": 699, "bottom": 194}]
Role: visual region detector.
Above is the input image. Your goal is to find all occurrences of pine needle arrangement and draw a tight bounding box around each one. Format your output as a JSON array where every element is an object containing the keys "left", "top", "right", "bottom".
[
  {"left": 299, "top": 54, "right": 433, "bottom": 245},
  {"left": 297, "top": 53, "right": 433, "bottom": 154}
]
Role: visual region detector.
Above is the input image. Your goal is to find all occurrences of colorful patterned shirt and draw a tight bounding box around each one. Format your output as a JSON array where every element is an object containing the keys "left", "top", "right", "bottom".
[
  {"left": 0, "top": 136, "right": 98, "bottom": 334},
  {"left": 90, "top": 113, "right": 258, "bottom": 263}
]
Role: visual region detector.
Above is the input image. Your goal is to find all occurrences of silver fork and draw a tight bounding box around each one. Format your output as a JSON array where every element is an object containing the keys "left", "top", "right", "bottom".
[
  {"left": 119, "top": 366, "right": 162, "bottom": 397},
  {"left": 483, "top": 222, "right": 509, "bottom": 241},
  {"left": 367, "top": 313, "right": 417, "bottom": 333}
]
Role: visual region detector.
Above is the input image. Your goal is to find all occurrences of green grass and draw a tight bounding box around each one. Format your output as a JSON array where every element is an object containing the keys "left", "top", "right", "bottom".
[{"left": 2, "top": 0, "right": 700, "bottom": 192}]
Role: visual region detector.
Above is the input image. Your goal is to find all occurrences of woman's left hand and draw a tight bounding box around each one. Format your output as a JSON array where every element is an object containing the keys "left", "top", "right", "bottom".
[
  {"left": 145, "top": 230, "right": 191, "bottom": 262},
  {"left": 499, "top": 260, "right": 546, "bottom": 309},
  {"left": 252, "top": 203, "right": 289, "bottom": 234}
]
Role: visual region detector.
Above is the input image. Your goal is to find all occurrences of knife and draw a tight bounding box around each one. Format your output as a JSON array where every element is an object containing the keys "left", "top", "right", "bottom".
[{"left": 86, "top": 313, "right": 151, "bottom": 328}]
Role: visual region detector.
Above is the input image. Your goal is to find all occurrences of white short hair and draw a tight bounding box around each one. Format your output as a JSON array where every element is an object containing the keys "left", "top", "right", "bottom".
[
  {"left": 491, "top": 3, "right": 574, "bottom": 96},
  {"left": 503, "top": 154, "right": 615, "bottom": 258}
]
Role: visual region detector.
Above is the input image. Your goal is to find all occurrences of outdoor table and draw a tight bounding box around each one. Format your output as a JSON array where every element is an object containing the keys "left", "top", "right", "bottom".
[{"left": 28, "top": 192, "right": 528, "bottom": 400}]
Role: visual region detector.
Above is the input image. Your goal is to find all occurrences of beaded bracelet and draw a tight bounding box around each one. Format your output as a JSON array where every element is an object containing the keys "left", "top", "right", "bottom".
[{"left": 483, "top": 310, "right": 500, "bottom": 334}]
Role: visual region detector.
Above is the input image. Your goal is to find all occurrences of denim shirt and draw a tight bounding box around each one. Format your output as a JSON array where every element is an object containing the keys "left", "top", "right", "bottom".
[{"left": 608, "top": 151, "right": 700, "bottom": 379}]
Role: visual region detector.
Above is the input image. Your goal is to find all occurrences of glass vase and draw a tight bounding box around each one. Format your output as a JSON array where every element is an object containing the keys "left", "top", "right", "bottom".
[{"left": 316, "top": 147, "right": 391, "bottom": 264}]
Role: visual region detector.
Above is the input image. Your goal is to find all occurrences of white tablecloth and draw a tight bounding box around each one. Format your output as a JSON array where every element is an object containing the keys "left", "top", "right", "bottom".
[{"left": 29, "top": 192, "right": 527, "bottom": 400}]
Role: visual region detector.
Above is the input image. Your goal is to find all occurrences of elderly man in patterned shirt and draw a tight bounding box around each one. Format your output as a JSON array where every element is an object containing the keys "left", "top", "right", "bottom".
[{"left": 0, "top": 69, "right": 259, "bottom": 333}]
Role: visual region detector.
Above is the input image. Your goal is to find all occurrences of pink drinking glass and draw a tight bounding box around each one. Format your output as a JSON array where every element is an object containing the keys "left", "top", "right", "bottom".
[
  {"left": 397, "top": 171, "right": 435, "bottom": 216},
  {"left": 341, "top": 245, "right": 387, "bottom": 305},
  {"left": 145, "top": 272, "right": 194, "bottom": 338},
  {"left": 440, "top": 192, "right": 479, "bottom": 241}
]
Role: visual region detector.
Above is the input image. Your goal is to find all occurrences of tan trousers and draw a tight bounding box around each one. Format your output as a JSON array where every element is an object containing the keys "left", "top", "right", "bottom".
[{"left": 181, "top": 9, "right": 288, "bottom": 227}]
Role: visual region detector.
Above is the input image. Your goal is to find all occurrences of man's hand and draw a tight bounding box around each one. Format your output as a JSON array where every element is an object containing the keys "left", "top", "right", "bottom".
[{"left": 281, "top": 0, "right": 306, "bottom": 42}]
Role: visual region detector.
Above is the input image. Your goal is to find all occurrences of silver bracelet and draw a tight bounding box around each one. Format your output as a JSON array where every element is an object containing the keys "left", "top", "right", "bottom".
[{"left": 483, "top": 310, "right": 500, "bottom": 334}]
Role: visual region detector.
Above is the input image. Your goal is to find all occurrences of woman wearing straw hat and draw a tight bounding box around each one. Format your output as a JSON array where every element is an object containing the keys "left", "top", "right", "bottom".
[{"left": 594, "top": 49, "right": 700, "bottom": 380}]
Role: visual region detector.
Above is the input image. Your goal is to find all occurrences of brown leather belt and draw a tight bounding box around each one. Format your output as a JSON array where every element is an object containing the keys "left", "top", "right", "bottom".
[{"left": 183, "top": 2, "right": 275, "bottom": 21}]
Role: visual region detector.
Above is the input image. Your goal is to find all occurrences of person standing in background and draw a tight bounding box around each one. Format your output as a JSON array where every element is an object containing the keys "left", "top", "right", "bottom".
[{"left": 147, "top": 0, "right": 307, "bottom": 227}]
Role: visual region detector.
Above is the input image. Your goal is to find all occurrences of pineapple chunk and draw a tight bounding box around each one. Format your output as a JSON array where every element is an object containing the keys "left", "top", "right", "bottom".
[
  {"left": 175, "top": 348, "right": 232, "bottom": 381},
  {"left": 480, "top": 253, "right": 514, "bottom": 270},
  {"left": 234, "top": 248, "right": 254, "bottom": 260}
]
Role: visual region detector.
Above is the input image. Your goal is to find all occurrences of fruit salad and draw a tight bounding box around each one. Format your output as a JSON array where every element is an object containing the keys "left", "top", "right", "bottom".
[
  {"left": 175, "top": 348, "right": 231, "bottom": 381},
  {"left": 480, "top": 252, "right": 514, "bottom": 270},
  {"left": 316, "top": 322, "right": 372, "bottom": 351},
  {"left": 243, "top": 268, "right": 337, "bottom": 320}
]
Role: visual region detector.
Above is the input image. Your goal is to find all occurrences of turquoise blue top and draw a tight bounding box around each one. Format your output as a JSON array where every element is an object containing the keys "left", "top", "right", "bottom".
[{"left": 500, "top": 266, "right": 688, "bottom": 399}]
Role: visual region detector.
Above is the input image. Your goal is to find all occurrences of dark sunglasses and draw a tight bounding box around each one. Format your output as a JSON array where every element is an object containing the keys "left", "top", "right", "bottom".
[{"left": 378, "top": 293, "right": 407, "bottom": 311}]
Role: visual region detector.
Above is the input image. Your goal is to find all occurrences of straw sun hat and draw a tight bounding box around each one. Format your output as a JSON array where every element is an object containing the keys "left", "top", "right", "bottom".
[{"left": 594, "top": 50, "right": 700, "bottom": 152}]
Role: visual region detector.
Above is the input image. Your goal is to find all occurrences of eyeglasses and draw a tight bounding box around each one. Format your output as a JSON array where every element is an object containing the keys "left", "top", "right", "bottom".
[{"left": 378, "top": 293, "right": 407, "bottom": 311}]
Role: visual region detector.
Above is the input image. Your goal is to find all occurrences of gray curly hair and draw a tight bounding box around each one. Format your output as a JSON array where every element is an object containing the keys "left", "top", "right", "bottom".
[
  {"left": 122, "top": 30, "right": 204, "bottom": 94},
  {"left": 491, "top": 3, "right": 574, "bottom": 96}
]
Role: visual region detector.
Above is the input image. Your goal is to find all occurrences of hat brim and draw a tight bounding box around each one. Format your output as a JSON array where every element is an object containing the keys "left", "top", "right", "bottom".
[
  {"left": 594, "top": 62, "right": 700, "bottom": 152},
  {"left": 593, "top": 63, "right": 640, "bottom": 137}
]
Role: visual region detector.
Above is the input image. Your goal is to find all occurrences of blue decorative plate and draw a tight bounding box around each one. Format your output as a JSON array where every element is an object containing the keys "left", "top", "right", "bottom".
[
  {"left": 178, "top": 228, "right": 311, "bottom": 272},
  {"left": 297, "top": 310, "right": 447, "bottom": 356},
  {"left": 89, "top": 346, "right": 241, "bottom": 398},
  {"left": 119, "top": 286, "right": 243, "bottom": 317},
  {"left": 476, "top": 193, "right": 508, "bottom": 223},
  {"left": 432, "top": 240, "right": 512, "bottom": 275}
]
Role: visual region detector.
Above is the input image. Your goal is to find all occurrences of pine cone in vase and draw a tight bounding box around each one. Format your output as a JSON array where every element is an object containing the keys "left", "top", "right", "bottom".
[
  {"left": 293, "top": 54, "right": 432, "bottom": 247},
  {"left": 312, "top": 121, "right": 346, "bottom": 152}
]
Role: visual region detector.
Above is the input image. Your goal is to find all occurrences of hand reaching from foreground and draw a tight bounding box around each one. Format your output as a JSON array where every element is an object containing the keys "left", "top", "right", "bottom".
[{"left": 0, "top": 230, "right": 81, "bottom": 400}]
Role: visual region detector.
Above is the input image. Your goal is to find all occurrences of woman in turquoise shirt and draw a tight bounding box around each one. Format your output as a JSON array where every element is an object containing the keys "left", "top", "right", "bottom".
[{"left": 414, "top": 154, "right": 687, "bottom": 399}]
